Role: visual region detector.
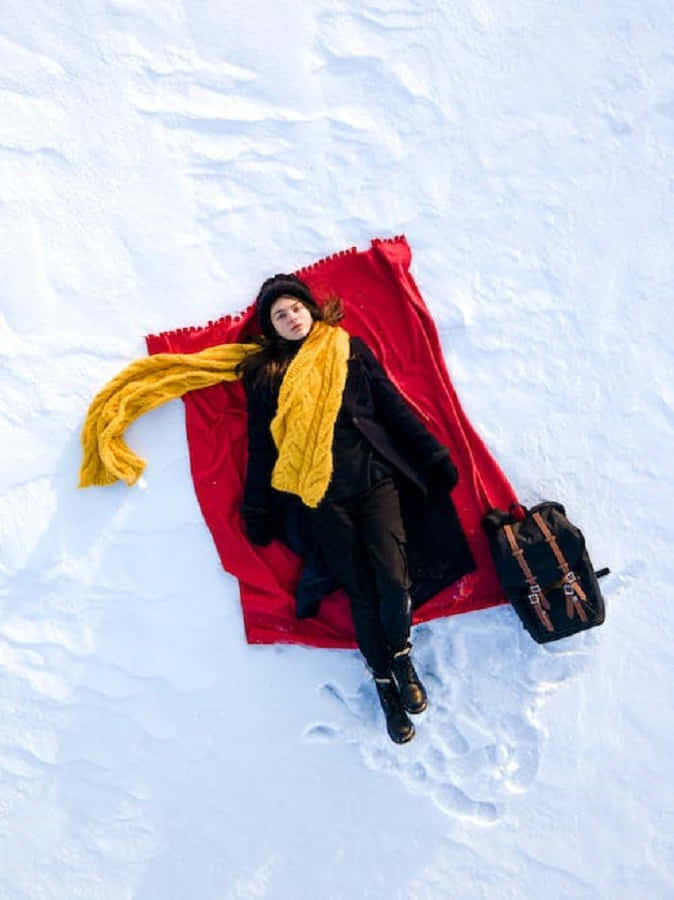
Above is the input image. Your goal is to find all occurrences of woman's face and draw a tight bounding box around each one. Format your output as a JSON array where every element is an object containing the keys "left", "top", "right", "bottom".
[{"left": 269, "top": 295, "right": 314, "bottom": 341}]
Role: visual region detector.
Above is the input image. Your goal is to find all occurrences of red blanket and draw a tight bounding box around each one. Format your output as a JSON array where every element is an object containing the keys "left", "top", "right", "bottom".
[{"left": 146, "top": 236, "right": 515, "bottom": 647}]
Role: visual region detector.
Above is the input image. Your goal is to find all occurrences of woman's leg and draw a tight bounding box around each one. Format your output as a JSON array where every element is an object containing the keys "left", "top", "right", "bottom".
[
  {"left": 359, "top": 478, "right": 428, "bottom": 714},
  {"left": 310, "top": 499, "right": 391, "bottom": 676},
  {"left": 310, "top": 488, "right": 420, "bottom": 741},
  {"left": 357, "top": 477, "right": 412, "bottom": 655}
]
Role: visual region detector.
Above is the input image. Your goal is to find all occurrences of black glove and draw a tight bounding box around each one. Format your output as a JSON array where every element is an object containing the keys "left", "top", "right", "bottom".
[
  {"left": 242, "top": 506, "right": 275, "bottom": 547},
  {"left": 426, "top": 456, "right": 459, "bottom": 493}
]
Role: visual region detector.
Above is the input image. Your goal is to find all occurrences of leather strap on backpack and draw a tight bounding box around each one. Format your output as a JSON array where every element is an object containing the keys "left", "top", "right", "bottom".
[
  {"left": 503, "top": 524, "right": 554, "bottom": 633},
  {"left": 532, "top": 512, "right": 589, "bottom": 623}
]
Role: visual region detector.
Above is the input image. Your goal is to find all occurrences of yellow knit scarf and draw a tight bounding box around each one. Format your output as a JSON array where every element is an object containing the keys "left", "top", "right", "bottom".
[{"left": 79, "top": 321, "right": 350, "bottom": 508}]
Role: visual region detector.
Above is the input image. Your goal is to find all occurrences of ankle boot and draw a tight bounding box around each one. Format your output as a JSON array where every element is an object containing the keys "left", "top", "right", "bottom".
[
  {"left": 374, "top": 677, "right": 415, "bottom": 744},
  {"left": 391, "top": 646, "right": 428, "bottom": 714}
]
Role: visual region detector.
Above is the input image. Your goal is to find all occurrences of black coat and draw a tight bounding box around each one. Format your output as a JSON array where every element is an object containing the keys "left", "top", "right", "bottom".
[{"left": 243, "top": 336, "right": 476, "bottom": 613}]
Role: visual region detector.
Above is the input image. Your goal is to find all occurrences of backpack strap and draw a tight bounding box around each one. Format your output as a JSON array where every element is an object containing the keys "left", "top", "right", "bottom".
[
  {"left": 503, "top": 524, "right": 554, "bottom": 633},
  {"left": 532, "top": 512, "right": 589, "bottom": 623}
]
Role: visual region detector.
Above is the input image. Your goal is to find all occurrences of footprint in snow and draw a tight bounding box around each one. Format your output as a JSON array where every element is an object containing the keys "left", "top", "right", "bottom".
[{"left": 302, "top": 609, "right": 589, "bottom": 823}]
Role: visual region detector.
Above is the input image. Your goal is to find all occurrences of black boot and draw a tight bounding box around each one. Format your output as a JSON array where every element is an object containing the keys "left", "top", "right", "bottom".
[
  {"left": 374, "top": 677, "right": 415, "bottom": 744},
  {"left": 391, "top": 645, "right": 428, "bottom": 714}
]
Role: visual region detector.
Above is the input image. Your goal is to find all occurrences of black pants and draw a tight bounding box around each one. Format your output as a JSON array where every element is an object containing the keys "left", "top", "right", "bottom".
[{"left": 311, "top": 477, "right": 412, "bottom": 676}]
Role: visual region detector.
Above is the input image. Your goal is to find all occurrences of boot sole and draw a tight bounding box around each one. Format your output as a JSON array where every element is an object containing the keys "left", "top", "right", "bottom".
[
  {"left": 390, "top": 724, "right": 416, "bottom": 744},
  {"left": 403, "top": 699, "right": 428, "bottom": 715}
]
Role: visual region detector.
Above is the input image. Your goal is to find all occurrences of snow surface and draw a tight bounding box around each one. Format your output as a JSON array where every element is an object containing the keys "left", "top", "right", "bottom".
[{"left": 2, "top": 1, "right": 674, "bottom": 898}]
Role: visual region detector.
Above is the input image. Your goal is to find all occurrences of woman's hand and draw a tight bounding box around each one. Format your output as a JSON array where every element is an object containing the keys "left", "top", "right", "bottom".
[{"left": 242, "top": 506, "right": 275, "bottom": 546}]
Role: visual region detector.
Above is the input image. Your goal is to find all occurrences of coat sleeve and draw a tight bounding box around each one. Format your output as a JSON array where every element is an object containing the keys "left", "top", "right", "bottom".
[
  {"left": 352, "top": 337, "right": 452, "bottom": 471},
  {"left": 241, "top": 375, "right": 278, "bottom": 516}
]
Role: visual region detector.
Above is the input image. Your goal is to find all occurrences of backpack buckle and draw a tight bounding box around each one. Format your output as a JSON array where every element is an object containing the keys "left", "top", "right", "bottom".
[
  {"left": 563, "top": 571, "right": 577, "bottom": 597},
  {"left": 528, "top": 584, "right": 543, "bottom": 606}
]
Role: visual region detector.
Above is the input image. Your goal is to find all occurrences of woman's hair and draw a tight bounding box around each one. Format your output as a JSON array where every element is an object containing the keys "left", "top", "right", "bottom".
[{"left": 236, "top": 293, "right": 344, "bottom": 390}]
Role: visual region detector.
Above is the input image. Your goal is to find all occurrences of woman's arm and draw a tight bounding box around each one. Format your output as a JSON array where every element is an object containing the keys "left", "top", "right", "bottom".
[
  {"left": 353, "top": 337, "right": 458, "bottom": 488},
  {"left": 241, "top": 376, "right": 279, "bottom": 544}
]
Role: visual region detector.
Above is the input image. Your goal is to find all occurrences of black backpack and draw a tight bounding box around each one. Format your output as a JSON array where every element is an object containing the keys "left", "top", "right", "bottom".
[{"left": 482, "top": 501, "right": 608, "bottom": 644}]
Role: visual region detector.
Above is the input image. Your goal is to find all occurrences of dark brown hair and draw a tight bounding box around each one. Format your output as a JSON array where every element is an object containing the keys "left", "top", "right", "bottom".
[{"left": 236, "top": 294, "right": 345, "bottom": 391}]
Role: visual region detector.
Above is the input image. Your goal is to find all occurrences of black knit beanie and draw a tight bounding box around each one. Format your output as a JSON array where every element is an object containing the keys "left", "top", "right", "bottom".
[{"left": 255, "top": 273, "right": 320, "bottom": 339}]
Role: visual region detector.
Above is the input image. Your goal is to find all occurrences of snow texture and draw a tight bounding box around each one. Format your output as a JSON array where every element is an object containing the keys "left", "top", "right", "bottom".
[{"left": 1, "top": 1, "right": 673, "bottom": 898}]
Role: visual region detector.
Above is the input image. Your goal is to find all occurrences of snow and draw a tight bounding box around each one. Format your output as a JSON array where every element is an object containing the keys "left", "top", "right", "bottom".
[{"left": 2, "top": 1, "right": 674, "bottom": 897}]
